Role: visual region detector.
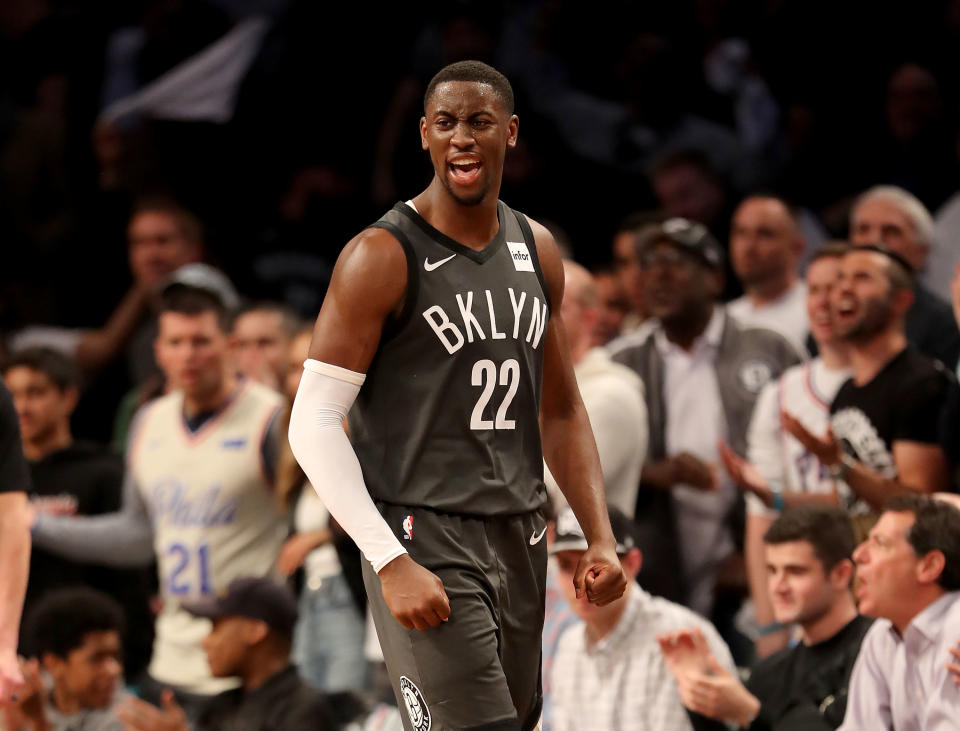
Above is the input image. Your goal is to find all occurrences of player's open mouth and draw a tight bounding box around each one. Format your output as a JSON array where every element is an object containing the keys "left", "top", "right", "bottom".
[{"left": 449, "top": 159, "right": 482, "bottom": 185}]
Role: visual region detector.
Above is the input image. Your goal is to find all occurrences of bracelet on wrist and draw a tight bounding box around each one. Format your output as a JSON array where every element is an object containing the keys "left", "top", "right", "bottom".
[
  {"left": 755, "top": 621, "right": 786, "bottom": 637},
  {"left": 768, "top": 481, "right": 784, "bottom": 512}
]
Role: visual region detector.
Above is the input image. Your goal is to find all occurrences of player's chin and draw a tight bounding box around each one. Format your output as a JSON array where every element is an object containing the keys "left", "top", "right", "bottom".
[{"left": 444, "top": 179, "right": 488, "bottom": 206}]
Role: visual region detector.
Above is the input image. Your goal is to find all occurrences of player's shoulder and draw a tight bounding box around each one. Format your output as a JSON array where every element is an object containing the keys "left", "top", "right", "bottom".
[
  {"left": 341, "top": 224, "right": 410, "bottom": 268},
  {"left": 326, "top": 222, "right": 410, "bottom": 312}
]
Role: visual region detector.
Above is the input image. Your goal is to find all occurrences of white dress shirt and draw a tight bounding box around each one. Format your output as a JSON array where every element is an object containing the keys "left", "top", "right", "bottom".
[
  {"left": 840, "top": 591, "right": 960, "bottom": 731},
  {"left": 656, "top": 306, "right": 735, "bottom": 615}
]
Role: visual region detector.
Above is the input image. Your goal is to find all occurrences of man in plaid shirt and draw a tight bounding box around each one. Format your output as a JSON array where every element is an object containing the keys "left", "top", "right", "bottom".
[{"left": 549, "top": 507, "right": 734, "bottom": 730}]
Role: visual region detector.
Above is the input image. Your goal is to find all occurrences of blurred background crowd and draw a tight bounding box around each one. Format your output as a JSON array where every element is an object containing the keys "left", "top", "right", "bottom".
[{"left": 5, "top": 1, "right": 960, "bottom": 730}]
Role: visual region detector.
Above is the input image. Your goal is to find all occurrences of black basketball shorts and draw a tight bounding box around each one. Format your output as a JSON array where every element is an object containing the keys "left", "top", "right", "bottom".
[{"left": 362, "top": 504, "right": 548, "bottom": 731}]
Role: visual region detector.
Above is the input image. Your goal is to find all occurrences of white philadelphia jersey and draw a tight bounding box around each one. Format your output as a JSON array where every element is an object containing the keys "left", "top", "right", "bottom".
[
  {"left": 130, "top": 382, "right": 286, "bottom": 693},
  {"left": 746, "top": 359, "right": 860, "bottom": 516}
]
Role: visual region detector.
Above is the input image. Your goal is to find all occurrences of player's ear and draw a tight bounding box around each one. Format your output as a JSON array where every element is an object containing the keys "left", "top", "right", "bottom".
[
  {"left": 506, "top": 115, "right": 519, "bottom": 148},
  {"left": 420, "top": 117, "right": 429, "bottom": 150}
]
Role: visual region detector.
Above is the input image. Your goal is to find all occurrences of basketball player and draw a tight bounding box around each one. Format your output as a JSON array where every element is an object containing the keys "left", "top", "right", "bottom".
[
  {"left": 31, "top": 283, "right": 288, "bottom": 716},
  {"left": 288, "top": 61, "right": 626, "bottom": 731}
]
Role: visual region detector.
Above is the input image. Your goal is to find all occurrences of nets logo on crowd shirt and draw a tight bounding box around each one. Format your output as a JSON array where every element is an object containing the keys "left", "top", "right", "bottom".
[{"left": 400, "top": 676, "right": 431, "bottom": 731}]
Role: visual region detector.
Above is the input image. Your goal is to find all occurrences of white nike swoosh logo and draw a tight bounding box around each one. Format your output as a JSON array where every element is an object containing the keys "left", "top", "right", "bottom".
[
  {"left": 529, "top": 526, "right": 547, "bottom": 545},
  {"left": 424, "top": 253, "right": 456, "bottom": 271}
]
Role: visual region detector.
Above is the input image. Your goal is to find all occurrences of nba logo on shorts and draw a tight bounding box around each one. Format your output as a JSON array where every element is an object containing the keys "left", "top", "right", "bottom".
[{"left": 403, "top": 515, "right": 414, "bottom": 540}]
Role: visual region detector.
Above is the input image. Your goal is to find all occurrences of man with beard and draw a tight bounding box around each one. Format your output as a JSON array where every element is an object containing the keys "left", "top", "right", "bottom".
[
  {"left": 609, "top": 218, "right": 800, "bottom": 618},
  {"left": 849, "top": 186, "right": 960, "bottom": 370},
  {"left": 784, "top": 246, "right": 951, "bottom": 511}
]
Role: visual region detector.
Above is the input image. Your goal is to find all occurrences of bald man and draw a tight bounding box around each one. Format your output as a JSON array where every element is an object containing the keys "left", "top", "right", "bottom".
[
  {"left": 728, "top": 196, "right": 808, "bottom": 352},
  {"left": 545, "top": 261, "right": 647, "bottom": 517}
]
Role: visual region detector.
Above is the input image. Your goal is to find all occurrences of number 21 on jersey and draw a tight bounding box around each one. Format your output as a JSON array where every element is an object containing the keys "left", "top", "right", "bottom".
[
  {"left": 471, "top": 358, "right": 519, "bottom": 430},
  {"left": 165, "top": 542, "right": 212, "bottom": 596}
]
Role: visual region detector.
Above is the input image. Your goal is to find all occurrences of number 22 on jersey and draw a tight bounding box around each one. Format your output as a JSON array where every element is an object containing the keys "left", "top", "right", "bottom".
[{"left": 471, "top": 358, "right": 520, "bottom": 430}]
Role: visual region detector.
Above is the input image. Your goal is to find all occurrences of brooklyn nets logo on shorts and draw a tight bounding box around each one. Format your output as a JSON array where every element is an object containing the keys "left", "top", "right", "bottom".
[{"left": 399, "top": 675, "right": 431, "bottom": 730}]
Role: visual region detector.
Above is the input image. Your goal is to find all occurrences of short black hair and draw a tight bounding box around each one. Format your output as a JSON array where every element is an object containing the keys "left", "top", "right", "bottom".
[
  {"left": 764, "top": 505, "right": 856, "bottom": 573},
  {"left": 849, "top": 243, "right": 915, "bottom": 292},
  {"left": 160, "top": 284, "right": 230, "bottom": 331},
  {"left": 886, "top": 494, "right": 960, "bottom": 591},
  {"left": 26, "top": 588, "right": 125, "bottom": 659},
  {"left": 233, "top": 301, "right": 303, "bottom": 338},
  {"left": 2, "top": 347, "right": 79, "bottom": 391},
  {"left": 424, "top": 60, "right": 514, "bottom": 115}
]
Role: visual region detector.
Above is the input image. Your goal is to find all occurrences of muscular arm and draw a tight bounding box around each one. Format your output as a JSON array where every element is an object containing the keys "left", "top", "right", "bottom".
[
  {"left": 532, "top": 218, "right": 625, "bottom": 604},
  {"left": 31, "top": 470, "right": 155, "bottom": 567},
  {"left": 290, "top": 228, "right": 449, "bottom": 630}
]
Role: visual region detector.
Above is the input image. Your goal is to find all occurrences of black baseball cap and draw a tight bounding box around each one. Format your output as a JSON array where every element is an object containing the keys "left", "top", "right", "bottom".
[
  {"left": 549, "top": 506, "right": 640, "bottom": 556},
  {"left": 636, "top": 217, "right": 724, "bottom": 270},
  {"left": 181, "top": 577, "right": 298, "bottom": 637}
]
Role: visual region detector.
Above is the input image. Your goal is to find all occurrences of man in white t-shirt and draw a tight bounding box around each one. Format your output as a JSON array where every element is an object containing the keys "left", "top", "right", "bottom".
[
  {"left": 727, "top": 195, "right": 808, "bottom": 352},
  {"left": 721, "top": 243, "right": 852, "bottom": 656}
]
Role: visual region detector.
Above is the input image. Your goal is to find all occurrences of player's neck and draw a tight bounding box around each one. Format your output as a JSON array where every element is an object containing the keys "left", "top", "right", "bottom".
[
  {"left": 23, "top": 423, "right": 72, "bottom": 461},
  {"left": 182, "top": 370, "right": 238, "bottom": 418},
  {"left": 800, "top": 593, "right": 858, "bottom": 646},
  {"left": 414, "top": 183, "right": 501, "bottom": 250},
  {"left": 848, "top": 329, "right": 907, "bottom": 386}
]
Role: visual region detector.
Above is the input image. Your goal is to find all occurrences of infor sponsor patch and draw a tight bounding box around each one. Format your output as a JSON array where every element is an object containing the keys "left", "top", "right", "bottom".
[{"left": 506, "top": 241, "right": 535, "bottom": 272}]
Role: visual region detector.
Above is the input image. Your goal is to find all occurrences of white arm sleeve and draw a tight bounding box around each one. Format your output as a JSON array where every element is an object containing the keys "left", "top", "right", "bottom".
[{"left": 288, "top": 359, "right": 407, "bottom": 572}]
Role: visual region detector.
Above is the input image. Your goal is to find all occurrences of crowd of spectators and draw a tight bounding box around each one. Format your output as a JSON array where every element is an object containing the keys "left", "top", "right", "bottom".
[{"left": 4, "top": 1, "right": 960, "bottom": 730}]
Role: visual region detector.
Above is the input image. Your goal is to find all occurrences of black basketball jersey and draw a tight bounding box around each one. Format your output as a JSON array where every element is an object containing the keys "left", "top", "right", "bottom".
[{"left": 350, "top": 200, "right": 550, "bottom": 515}]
